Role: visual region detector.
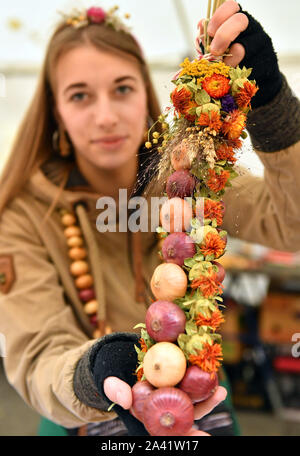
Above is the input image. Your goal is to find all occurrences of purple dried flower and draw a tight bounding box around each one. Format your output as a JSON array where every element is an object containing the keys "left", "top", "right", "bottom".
[{"left": 221, "top": 94, "right": 237, "bottom": 113}]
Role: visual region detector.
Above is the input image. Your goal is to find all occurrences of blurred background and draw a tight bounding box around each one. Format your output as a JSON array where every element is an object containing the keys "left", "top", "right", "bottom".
[{"left": 0, "top": 0, "right": 300, "bottom": 436}]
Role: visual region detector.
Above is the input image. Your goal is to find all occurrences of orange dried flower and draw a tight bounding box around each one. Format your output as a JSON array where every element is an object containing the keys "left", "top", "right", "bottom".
[
  {"left": 139, "top": 338, "right": 148, "bottom": 353},
  {"left": 235, "top": 81, "right": 258, "bottom": 109},
  {"left": 200, "top": 232, "right": 226, "bottom": 258},
  {"left": 204, "top": 198, "right": 224, "bottom": 225},
  {"left": 136, "top": 367, "right": 144, "bottom": 381},
  {"left": 184, "top": 100, "right": 198, "bottom": 122},
  {"left": 216, "top": 144, "right": 237, "bottom": 163},
  {"left": 195, "top": 309, "right": 225, "bottom": 331},
  {"left": 188, "top": 342, "right": 223, "bottom": 374},
  {"left": 197, "top": 111, "right": 222, "bottom": 132},
  {"left": 171, "top": 87, "right": 191, "bottom": 114},
  {"left": 227, "top": 138, "right": 242, "bottom": 150},
  {"left": 222, "top": 110, "right": 247, "bottom": 140},
  {"left": 207, "top": 169, "right": 230, "bottom": 193},
  {"left": 202, "top": 74, "right": 230, "bottom": 98},
  {"left": 191, "top": 273, "right": 224, "bottom": 298}
]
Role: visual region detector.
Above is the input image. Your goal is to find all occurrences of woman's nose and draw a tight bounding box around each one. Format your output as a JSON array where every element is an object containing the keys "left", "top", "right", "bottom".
[{"left": 93, "top": 95, "right": 118, "bottom": 129}]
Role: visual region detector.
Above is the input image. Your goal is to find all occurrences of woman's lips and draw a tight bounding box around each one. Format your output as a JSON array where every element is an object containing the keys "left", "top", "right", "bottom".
[{"left": 91, "top": 136, "right": 127, "bottom": 150}]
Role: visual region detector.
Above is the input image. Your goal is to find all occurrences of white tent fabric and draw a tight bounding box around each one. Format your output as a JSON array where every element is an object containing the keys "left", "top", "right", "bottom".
[
  {"left": 0, "top": 0, "right": 300, "bottom": 66},
  {"left": 0, "top": 0, "right": 300, "bottom": 174}
]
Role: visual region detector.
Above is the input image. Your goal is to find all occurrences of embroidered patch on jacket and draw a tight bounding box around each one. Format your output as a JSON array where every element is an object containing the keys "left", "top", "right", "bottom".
[{"left": 0, "top": 255, "right": 15, "bottom": 294}]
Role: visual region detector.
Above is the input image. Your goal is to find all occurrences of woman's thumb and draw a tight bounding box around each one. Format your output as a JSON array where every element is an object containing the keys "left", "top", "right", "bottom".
[{"left": 103, "top": 376, "right": 133, "bottom": 409}]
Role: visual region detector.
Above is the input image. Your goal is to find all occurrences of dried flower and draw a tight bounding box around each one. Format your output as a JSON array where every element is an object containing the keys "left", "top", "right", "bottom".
[
  {"left": 235, "top": 81, "right": 258, "bottom": 110},
  {"left": 171, "top": 87, "right": 191, "bottom": 115},
  {"left": 189, "top": 342, "right": 223, "bottom": 373},
  {"left": 191, "top": 273, "right": 223, "bottom": 298},
  {"left": 136, "top": 367, "right": 144, "bottom": 381},
  {"left": 222, "top": 110, "right": 246, "bottom": 140},
  {"left": 202, "top": 74, "right": 230, "bottom": 99},
  {"left": 179, "top": 58, "right": 230, "bottom": 81},
  {"left": 216, "top": 144, "right": 237, "bottom": 163},
  {"left": 197, "top": 111, "right": 222, "bottom": 133},
  {"left": 204, "top": 199, "right": 224, "bottom": 225},
  {"left": 206, "top": 169, "right": 230, "bottom": 193},
  {"left": 195, "top": 309, "right": 225, "bottom": 332},
  {"left": 200, "top": 232, "right": 226, "bottom": 258},
  {"left": 139, "top": 338, "right": 148, "bottom": 352},
  {"left": 221, "top": 94, "right": 237, "bottom": 113},
  {"left": 87, "top": 7, "right": 107, "bottom": 23}
]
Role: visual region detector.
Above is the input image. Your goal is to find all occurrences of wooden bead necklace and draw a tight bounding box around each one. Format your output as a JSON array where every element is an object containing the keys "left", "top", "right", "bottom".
[{"left": 59, "top": 207, "right": 112, "bottom": 338}]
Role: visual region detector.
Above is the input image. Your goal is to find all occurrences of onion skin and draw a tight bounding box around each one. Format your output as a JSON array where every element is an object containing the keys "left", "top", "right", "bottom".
[
  {"left": 166, "top": 170, "right": 196, "bottom": 199},
  {"left": 162, "top": 232, "right": 196, "bottom": 267},
  {"left": 212, "top": 260, "right": 226, "bottom": 283},
  {"left": 143, "top": 387, "right": 194, "bottom": 436},
  {"left": 130, "top": 380, "right": 155, "bottom": 422},
  {"left": 178, "top": 365, "right": 219, "bottom": 403},
  {"left": 143, "top": 342, "right": 187, "bottom": 388},
  {"left": 160, "top": 197, "right": 193, "bottom": 233},
  {"left": 145, "top": 300, "right": 186, "bottom": 342},
  {"left": 150, "top": 263, "right": 187, "bottom": 301},
  {"left": 170, "top": 143, "right": 192, "bottom": 171}
]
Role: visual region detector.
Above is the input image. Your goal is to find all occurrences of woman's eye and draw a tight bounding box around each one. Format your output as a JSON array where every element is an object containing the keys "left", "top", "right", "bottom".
[
  {"left": 70, "top": 92, "right": 87, "bottom": 102},
  {"left": 116, "top": 85, "right": 133, "bottom": 95}
]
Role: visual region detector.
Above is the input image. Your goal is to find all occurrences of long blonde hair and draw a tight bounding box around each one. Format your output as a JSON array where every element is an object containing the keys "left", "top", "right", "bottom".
[{"left": 0, "top": 19, "right": 161, "bottom": 219}]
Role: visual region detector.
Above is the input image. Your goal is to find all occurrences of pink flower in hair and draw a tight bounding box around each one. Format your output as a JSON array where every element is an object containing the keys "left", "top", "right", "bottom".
[{"left": 87, "top": 7, "right": 107, "bottom": 23}]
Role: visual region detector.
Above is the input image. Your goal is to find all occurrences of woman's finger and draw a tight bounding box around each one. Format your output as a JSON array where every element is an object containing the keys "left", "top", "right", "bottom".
[
  {"left": 103, "top": 376, "right": 133, "bottom": 410},
  {"left": 210, "top": 13, "right": 249, "bottom": 56},
  {"left": 194, "top": 386, "right": 227, "bottom": 420},
  {"left": 207, "top": 0, "right": 240, "bottom": 37},
  {"left": 223, "top": 42, "right": 245, "bottom": 67}
]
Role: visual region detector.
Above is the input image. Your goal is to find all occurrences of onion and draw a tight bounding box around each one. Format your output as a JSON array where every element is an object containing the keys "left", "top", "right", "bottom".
[
  {"left": 166, "top": 170, "right": 196, "bottom": 199},
  {"left": 130, "top": 380, "right": 155, "bottom": 422},
  {"left": 143, "top": 342, "right": 187, "bottom": 387},
  {"left": 143, "top": 387, "right": 194, "bottom": 436},
  {"left": 162, "top": 232, "right": 196, "bottom": 266},
  {"left": 150, "top": 263, "right": 187, "bottom": 301},
  {"left": 170, "top": 142, "right": 193, "bottom": 171},
  {"left": 145, "top": 300, "right": 186, "bottom": 342},
  {"left": 160, "top": 197, "right": 193, "bottom": 233},
  {"left": 178, "top": 365, "right": 219, "bottom": 403},
  {"left": 212, "top": 260, "right": 226, "bottom": 283}
]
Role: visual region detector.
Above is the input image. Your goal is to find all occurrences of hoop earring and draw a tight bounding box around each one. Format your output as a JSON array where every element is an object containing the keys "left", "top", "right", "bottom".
[{"left": 52, "top": 126, "right": 72, "bottom": 157}]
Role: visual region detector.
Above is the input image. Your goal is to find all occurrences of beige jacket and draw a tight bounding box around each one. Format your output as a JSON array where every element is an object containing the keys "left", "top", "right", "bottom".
[{"left": 1, "top": 78, "right": 300, "bottom": 428}]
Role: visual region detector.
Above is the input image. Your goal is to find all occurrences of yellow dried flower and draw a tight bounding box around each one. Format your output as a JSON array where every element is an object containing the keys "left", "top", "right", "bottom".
[{"left": 178, "top": 57, "right": 230, "bottom": 82}]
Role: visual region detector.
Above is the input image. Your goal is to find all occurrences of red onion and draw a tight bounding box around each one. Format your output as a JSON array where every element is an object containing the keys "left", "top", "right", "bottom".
[
  {"left": 166, "top": 170, "right": 196, "bottom": 199},
  {"left": 162, "top": 232, "right": 196, "bottom": 267},
  {"left": 212, "top": 260, "right": 226, "bottom": 283},
  {"left": 178, "top": 365, "right": 218, "bottom": 403},
  {"left": 130, "top": 380, "right": 155, "bottom": 422},
  {"left": 145, "top": 300, "right": 186, "bottom": 342},
  {"left": 143, "top": 387, "right": 194, "bottom": 436}
]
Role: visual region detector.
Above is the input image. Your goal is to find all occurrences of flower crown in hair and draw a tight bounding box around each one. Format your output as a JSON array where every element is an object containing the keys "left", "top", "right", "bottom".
[{"left": 59, "top": 5, "right": 131, "bottom": 33}]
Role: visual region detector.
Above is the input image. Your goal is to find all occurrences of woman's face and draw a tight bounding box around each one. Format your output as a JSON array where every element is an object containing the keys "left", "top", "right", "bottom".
[{"left": 54, "top": 44, "right": 148, "bottom": 170}]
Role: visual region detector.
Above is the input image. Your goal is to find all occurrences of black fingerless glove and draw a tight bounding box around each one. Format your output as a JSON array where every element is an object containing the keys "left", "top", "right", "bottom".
[
  {"left": 73, "top": 332, "right": 149, "bottom": 436},
  {"left": 90, "top": 333, "right": 149, "bottom": 436},
  {"left": 232, "top": 6, "right": 282, "bottom": 109}
]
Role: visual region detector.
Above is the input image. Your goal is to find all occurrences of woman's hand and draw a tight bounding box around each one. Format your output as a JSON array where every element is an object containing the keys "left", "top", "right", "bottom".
[
  {"left": 104, "top": 375, "right": 227, "bottom": 436},
  {"left": 198, "top": 0, "right": 248, "bottom": 67}
]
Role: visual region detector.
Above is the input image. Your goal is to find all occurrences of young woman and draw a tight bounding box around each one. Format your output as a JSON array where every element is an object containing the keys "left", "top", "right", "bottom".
[{"left": 0, "top": 1, "right": 300, "bottom": 436}]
